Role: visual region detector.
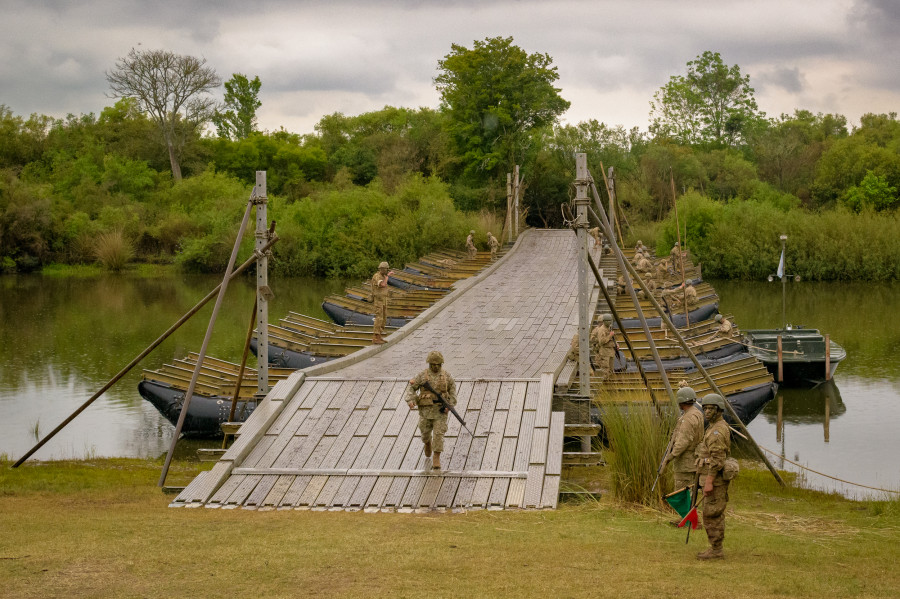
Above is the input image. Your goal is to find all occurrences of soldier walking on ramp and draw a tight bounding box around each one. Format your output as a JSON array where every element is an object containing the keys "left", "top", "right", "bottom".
[
  {"left": 591, "top": 314, "right": 617, "bottom": 379},
  {"left": 695, "top": 393, "right": 736, "bottom": 559},
  {"left": 370, "top": 261, "right": 393, "bottom": 344},
  {"left": 662, "top": 386, "right": 705, "bottom": 507},
  {"left": 406, "top": 351, "right": 457, "bottom": 470},
  {"left": 466, "top": 230, "right": 477, "bottom": 259},
  {"left": 487, "top": 231, "right": 500, "bottom": 261}
]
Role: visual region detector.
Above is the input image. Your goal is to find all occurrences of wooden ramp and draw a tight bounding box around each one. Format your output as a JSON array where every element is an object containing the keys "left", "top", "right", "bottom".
[
  {"left": 172, "top": 373, "right": 563, "bottom": 510},
  {"left": 172, "top": 230, "right": 593, "bottom": 511}
]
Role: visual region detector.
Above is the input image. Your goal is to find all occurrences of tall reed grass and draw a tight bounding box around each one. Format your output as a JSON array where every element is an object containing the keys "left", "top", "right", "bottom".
[
  {"left": 600, "top": 400, "right": 675, "bottom": 506},
  {"left": 93, "top": 230, "right": 134, "bottom": 272}
]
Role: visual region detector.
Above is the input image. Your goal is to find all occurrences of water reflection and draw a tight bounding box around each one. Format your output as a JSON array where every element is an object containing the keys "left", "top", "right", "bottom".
[{"left": 0, "top": 273, "right": 350, "bottom": 461}]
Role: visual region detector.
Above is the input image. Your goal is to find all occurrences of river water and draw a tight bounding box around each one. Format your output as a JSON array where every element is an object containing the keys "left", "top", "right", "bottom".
[{"left": 1, "top": 274, "right": 898, "bottom": 498}]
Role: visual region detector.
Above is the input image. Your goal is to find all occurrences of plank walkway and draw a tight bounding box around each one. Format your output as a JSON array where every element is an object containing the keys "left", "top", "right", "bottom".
[{"left": 172, "top": 230, "right": 601, "bottom": 511}]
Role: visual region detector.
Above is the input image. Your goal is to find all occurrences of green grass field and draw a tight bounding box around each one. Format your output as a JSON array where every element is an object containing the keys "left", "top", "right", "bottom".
[{"left": 1, "top": 458, "right": 898, "bottom": 598}]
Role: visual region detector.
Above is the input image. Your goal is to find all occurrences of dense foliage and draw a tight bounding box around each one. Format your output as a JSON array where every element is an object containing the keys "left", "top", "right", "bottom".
[{"left": 1, "top": 39, "right": 898, "bottom": 279}]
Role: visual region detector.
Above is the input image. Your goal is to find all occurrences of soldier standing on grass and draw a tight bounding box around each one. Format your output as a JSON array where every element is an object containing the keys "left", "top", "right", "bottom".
[
  {"left": 466, "top": 230, "right": 477, "bottom": 259},
  {"left": 406, "top": 351, "right": 457, "bottom": 470},
  {"left": 695, "top": 393, "right": 732, "bottom": 560},
  {"left": 662, "top": 386, "right": 705, "bottom": 507},
  {"left": 370, "top": 261, "right": 393, "bottom": 345},
  {"left": 487, "top": 231, "right": 500, "bottom": 261}
]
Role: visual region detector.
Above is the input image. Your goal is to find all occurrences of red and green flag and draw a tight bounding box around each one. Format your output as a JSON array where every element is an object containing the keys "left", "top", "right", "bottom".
[{"left": 664, "top": 486, "right": 700, "bottom": 530}]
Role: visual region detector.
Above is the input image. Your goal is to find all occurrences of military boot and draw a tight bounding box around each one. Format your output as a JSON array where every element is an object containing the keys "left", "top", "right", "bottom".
[
  {"left": 373, "top": 333, "right": 385, "bottom": 345},
  {"left": 696, "top": 547, "right": 724, "bottom": 560},
  {"left": 423, "top": 440, "right": 432, "bottom": 457},
  {"left": 432, "top": 452, "right": 441, "bottom": 470}
]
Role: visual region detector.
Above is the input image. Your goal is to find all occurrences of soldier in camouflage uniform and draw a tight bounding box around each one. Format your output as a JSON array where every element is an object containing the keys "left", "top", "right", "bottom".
[
  {"left": 466, "top": 230, "right": 477, "bottom": 259},
  {"left": 695, "top": 393, "right": 732, "bottom": 560},
  {"left": 487, "top": 231, "right": 500, "bottom": 261},
  {"left": 662, "top": 386, "right": 704, "bottom": 495},
  {"left": 370, "top": 261, "right": 392, "bottom": 344},
  {"left": 588, "top": 226, "right": 602, "bottom": 248},
  {"left": 591, "top": 314, "right": 617, "bottom": 379},
  {"left": 708, "top": 314, "right": 737, "bottom": 341},
  {"left": 406, "top": 351, "right": 457, "bottom": 470}
]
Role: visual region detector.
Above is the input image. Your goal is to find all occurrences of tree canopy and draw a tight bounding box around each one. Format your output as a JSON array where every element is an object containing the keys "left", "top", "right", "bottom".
[
  {"left": 213, "top": 73, "right": 262, "bottom": 140},
  {"left": 435, "top": 36, "right": 570, "bottom": 189},
  {"left": 650, "top": 51, "right": 764, "bottom": 148},
  {"left": 106, "top": 48, "right": 221, "bottom": 180}
]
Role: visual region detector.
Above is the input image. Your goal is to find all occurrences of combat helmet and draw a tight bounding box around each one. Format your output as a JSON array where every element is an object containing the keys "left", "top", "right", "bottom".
[
  {"left": 378, "top": 261, "right": 389, "bottom": 269},
  {"left": 602, "top": 313, "right": 612, "bottom": 323},
  {"left": 701, "top": 393, "right": 726, "bottom": 410},
  {"left": 470, "top": 230, "right": 475, "bottom": 234},
  {"left": 676, "top": 386, "right": 697, "bottom": 404},
  {"left": 427, "top": 351, "right": 444, "bottom": 364},
  {"left": 714, "top": 314, "right": 723, "bottom": 322}
]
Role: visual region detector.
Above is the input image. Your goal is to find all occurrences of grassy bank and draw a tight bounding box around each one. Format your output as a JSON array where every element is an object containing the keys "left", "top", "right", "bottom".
[{"left": 1, "top": 459, "right": 898, "bottom": 598}]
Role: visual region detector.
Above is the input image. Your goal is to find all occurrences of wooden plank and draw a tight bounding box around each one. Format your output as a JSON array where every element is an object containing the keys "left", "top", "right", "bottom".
[
  {"left": 469, "top": 430, "right": 502, "bottom": 506},
  {"left": 262, "top": 475, "right": 295, "bottom": 507},
  {"left": 383, "top": 477, "right": 410, "bottom": 507},
  {"left": 505, "top": 478, "right": 526, "bottom": 508},
  {"left": 348, "top": 476, "right": 378, "bottom": 507},
  {"left": 302, "top": 436, "right": 336, "bottom": 469},
  {"left": 172, "top": 471, "right": 207, "bottom": 504},
  {"left": 178, "top": 461, "right": 231, "bottom": 504},
  {"left": 383, "top": 410, "right": 419, "bottom": 470},
  {"left": 363, "top": 436, "right": 395, "bottom": 471},
  {"left": 225, "top": 474, "right": 261, "bottom": 506},
  {"left": 453, "top": 477, "right": 478, "bottom": 508},
  {"left": 488, "top": 437, "right": 517, "bottom": 505},
  {"left": 400, "top": 476, "right": 427, "bottom": 507},
  {"left": 241, "top": 435, "right": 276, "bottom": 469},
  {"left": 540, "top": 475, "right": 561, "bottom": 509},
  {"left": 530, "top": 428, "right": 549, "bottom": 465},
  {"left": 268, "top": 380, "right": 317, "bottom": 435},
  {"left": 280, "top": 475, "right": 312, "bottom": 507},
  {"left": 495, "top": 381, "right": 514, "bottom": 410},
  {"left": 313, "top": 476, "right": 343, "bottom": 507},
  {"left": 232, "top": 468, "right": 525, "bottom": 477},
  {"left": 523, "top": 464, "right": 545, "bottom": 508},
  {"left": 544, "top": 412, "right": 565, "bottom": 476},
  {"left": 466, "top": 380, "right": 489, "bottom": 412},
  {"left": 245, "top": 475, "right": 278, "bottom": 506},
  {"left": 434, "top": 476, "right": 462, "bottom": 508},
  {"left": 525, "top": 377, "right": 544, "bottom": 411},
  {"left": 296, "top": 475, "right": 329, "bottom": 506},
  {"left": 335, "top": 436, "right": 366, "bottom": 469},
  {"left": 324, "top": 380, "right": 370, "bottom": 434},
  {"left": 446, "top": 381, "right": 475, "bottom": 437},
  {"left": 320, "top": 410, "right": 367, "bottom": 468},
  {"left": 207, "top": 472, "right": 245, "bottom": 505},
  {"left": 473, "top": 381, "right": 499, "bottom": 437},
  {"left": 417, "top": 475, "right": 444, "bottom": 508},
  {"left": 535, "top": 373, "right": 553, "bottom": 428},
  {"left": 284, "top": 404, "right": 340, "bottom": 468},
  {"left": 330, "top": 476, "right": 361, "bottom": 507},
  {"left": 365, "top": 476, "right": 394, "bottom": 507},
  {"left": 357, "top": 381, "right": 400, "bottom": 434},
  {"left": 504, "top": 381, "right": 528, "bottom": 436},
  {"left": 513, "top": 411, "right": 535, "bottom": 471}
]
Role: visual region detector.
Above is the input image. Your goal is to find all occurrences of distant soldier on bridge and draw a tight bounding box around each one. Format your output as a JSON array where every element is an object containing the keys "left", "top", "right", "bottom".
[
  {"left": 487, "top": 231, "right": 500, "bottom": 261},
  {"left": 591, "top": 314, "right": 618, "bottom": 379},
  {"left": 466, "top": 230, "right": 477, "bottom": 259},
  {"left": 406, "top": 351, "right": 457, "bottom": 470},
  {"left": 370, "top": 261, "right": 393, "bottom": 344}
]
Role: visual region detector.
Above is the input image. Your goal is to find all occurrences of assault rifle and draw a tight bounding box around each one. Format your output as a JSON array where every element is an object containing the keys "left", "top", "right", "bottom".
[
  {"left": 651, "top": 426, "right": 677, "bottom": 493},
  {"left": 421, "top": 381, "right": 475, "bottom": 437}
]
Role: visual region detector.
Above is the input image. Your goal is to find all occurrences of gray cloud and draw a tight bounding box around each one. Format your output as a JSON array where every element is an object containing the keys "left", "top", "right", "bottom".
[{"left": 1, "top": 0, "right": 898, "bottom": 133}]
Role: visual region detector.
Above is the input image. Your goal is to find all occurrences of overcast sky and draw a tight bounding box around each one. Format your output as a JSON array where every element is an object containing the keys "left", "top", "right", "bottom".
[{"left": 2, "top": 0, "right": 897, "bottom": 135}]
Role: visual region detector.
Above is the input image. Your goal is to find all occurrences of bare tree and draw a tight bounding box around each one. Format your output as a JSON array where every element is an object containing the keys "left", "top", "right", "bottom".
[{"left": 106, "top": 48, "right": 221, "bottom": 181}]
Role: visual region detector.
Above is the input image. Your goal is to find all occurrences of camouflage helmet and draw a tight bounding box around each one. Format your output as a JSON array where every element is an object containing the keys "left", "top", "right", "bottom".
[
  {"left": 426, "top": 351, "right": 444, "bottom": 364},
  {"left": 602, "top": 313, "right": 612, "bottom": 323},
  {"left": 378, "top": 261, "right": 389, "bottom": 269},
  {"left": 676, "top": 386, "right": 697, "bottom": 403},
  {"left": 469, "top": 230, "right": 475, "bottom": 234},
  {"left": 714, "top": 314, "right": 723, "bottom": 322},
  {"left": 701, "top": 393, "right": 726, "bottom": 410},
  {"left": 487, "top": 231, "right": 492, "bottom": 236}
]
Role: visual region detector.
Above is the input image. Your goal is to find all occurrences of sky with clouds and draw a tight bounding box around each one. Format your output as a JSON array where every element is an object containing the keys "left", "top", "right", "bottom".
[{"left": 2, "top": 0, "right": 898, "bottom": 135}]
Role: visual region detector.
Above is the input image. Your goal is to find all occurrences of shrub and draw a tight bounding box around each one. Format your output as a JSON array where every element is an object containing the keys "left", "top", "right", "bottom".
[{"left": 93, "top": 230, "right": 133, "bottom": 271}]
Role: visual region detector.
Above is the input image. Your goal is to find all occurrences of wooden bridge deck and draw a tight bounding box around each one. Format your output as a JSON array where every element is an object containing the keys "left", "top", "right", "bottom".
[{"left": 172, "top": 230, "right": 601, "bottom": 511}]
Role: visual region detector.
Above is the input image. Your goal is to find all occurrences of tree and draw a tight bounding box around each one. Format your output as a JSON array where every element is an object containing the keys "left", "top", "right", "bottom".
[
  {"left": 435, "top": 36, "right": 570, "bottom": 191},
  {"left": 106, "top": 48, "right": 221, "bottom": 181},
  {"left": 212, "top": 73, "right": 262, "bottom": 140},
  {"left": 650, "top": 51, "right": 764, "bottom": 148}
]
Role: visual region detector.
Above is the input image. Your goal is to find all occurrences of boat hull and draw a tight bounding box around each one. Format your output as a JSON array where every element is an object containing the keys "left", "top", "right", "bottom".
[
  {"left": 322, "top": 300, "right": 412, "bottom": 328},
  {"left": 250, "top": 338, "right": 337, "bottom": 370},
  {"left": 743, "top": 328, "right": 846, "bottom": 386},
  {"left": 138, "top": 380, "right": 256, "bottom": 438},
  {"left": 616, "top": 302, "right": 719, "bottom": 329},
  {"left": 615, "top": 343, "right": 745, "bottom": 373}
]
